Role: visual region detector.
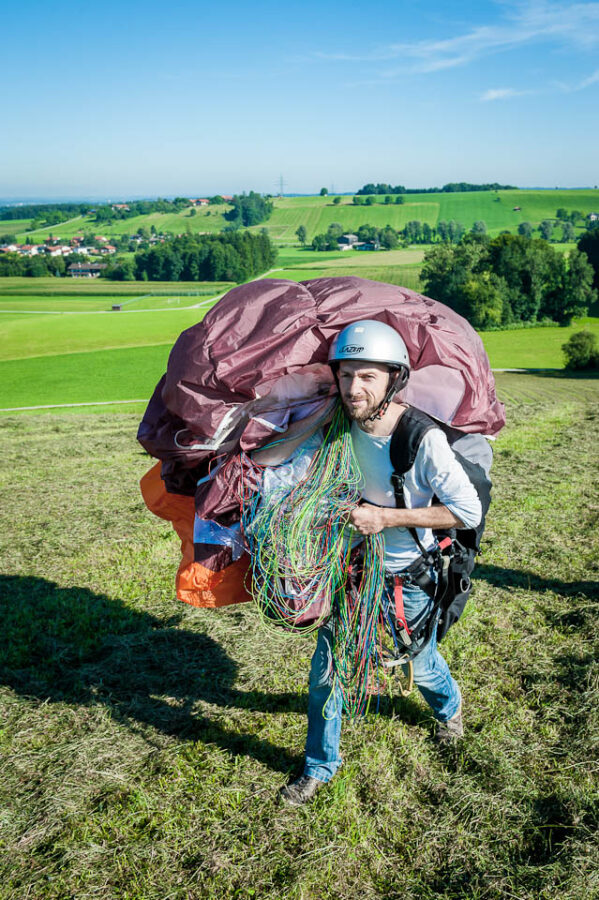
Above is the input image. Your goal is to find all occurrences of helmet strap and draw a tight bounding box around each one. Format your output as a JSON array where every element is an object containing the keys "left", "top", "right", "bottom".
[{"left": 367, "top": 369, "right": 406, "bottom": 421}]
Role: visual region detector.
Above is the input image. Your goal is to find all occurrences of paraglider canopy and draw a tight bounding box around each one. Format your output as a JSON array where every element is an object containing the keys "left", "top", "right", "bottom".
[{"left": 138, "top": 276, "right": 505, "bottom": 472}]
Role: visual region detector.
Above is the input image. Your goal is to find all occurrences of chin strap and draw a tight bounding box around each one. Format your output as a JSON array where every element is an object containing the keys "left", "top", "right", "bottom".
[{"left": 366, "top": 368, "right": 408, "bottom": 421}]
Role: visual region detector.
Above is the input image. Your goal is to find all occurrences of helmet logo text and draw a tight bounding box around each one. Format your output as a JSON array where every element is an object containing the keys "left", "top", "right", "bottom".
[{"left": 340, "top": 344, "right": 364, "bottom": 353}]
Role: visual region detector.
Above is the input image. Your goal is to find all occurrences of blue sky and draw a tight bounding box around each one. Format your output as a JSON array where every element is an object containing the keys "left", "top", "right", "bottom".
[{"left": 2, "top": 0, "right": 598, "bottom": 199}]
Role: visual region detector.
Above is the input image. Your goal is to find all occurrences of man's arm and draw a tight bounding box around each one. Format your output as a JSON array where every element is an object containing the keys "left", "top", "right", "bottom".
[{"left": 349, "top": 502, "right": 464, "bottom": 536}]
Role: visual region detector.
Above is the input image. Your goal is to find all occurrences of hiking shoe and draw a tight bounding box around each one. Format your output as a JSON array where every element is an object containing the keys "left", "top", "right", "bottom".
[
  {"left": 279, "top": 775, "right": 324, "bottom": 806},
  {"left": 435, "top": 707, "right": 464, "bottom": 744}
]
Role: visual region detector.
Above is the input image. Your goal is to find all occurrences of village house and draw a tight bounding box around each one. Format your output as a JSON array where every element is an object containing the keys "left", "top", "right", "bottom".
[
  {"left": 189, "top": 198, "right": 209, "bottom": 207},
  {"left": 41, "top": 245, "right": 72, "bottom": 257},
  {"left": 111, "top": 204, "right": 130, "bottom": 212},
  {"left": 338, "top": 233, "right": 358, "bottom": 250},
  {"left": 68, "top": 262, "right": 107, "bottom": 278},
  {"left": 587, "top": 212, "right": 599, "bottom": 222}
]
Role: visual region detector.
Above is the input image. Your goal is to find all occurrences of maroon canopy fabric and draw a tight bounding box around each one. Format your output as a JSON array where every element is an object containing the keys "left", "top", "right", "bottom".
[{"left": 138, "top": 276, "right": 505, "bottom": 476}]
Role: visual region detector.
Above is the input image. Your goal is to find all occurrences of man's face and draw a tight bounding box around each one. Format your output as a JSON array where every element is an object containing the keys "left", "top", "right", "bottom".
[{"left": 337, "top": 360, "right": 391, "bottom": 422}]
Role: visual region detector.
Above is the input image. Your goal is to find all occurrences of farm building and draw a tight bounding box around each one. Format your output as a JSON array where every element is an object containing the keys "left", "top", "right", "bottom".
[{"left": 68, "top": 263, "right": 107, "bottom": 278}]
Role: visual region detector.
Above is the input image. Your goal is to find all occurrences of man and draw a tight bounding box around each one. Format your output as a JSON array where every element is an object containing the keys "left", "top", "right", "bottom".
[{"left": 279, "top": 320, "right": 483, "bottom": 806}]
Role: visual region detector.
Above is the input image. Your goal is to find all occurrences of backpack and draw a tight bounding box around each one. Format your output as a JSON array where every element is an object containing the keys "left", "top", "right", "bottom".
[{"left": 389, "top": 407, "right": 493, "bottom": 643}]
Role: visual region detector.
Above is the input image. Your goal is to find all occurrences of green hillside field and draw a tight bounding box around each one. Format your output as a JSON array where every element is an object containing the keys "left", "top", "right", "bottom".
[
  {"left": 16, "top": 206, "right": 233, "bottom": 244},
  {"left": 248, "top": 189, "right": 599, "bottom": 243},
  {"left": 6, "top": 189, "right": 599, "bottom": 247}
]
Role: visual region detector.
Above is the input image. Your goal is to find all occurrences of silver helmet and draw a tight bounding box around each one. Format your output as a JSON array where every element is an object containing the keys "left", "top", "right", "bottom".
[
  {"left": 328, "top": 320, "right": 410, "bottom": 420},
  {"left": 328, "top": 319, "right": 410, "bottom": 370}
]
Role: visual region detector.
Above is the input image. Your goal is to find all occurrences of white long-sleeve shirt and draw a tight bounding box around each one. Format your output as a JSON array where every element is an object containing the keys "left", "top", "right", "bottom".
[{"left": 351, "top": 422, "right": 482, "bottom": 572}]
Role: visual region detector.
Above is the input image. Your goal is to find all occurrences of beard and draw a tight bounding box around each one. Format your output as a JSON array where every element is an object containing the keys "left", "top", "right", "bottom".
[{"left": 341, "top": 395, "right": 379, "bottom": 422}]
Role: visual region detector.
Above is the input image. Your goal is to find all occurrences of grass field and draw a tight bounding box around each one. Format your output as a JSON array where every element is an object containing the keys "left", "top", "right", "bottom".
[
  {"left": 17, "top": 206, "right": 233, "bottom": 244},
  {"left": 5, "top": 190, "right": 599, "bottom": 248},
  {"left": 0, "top": 277, "right": 234, "bottom": 296},
  {"left": 249, "top": 190, "right": 599, "bottom": 243},
  {"left": 1, "top": 267, "right": 598, "bottom": 411},
  {"left": 1, "top": 372, "right": 597, "bottom": 899}
]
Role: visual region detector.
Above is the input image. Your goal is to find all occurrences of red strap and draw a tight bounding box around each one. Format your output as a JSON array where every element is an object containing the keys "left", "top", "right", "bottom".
[
  {"left": 438, "top": 537, "right": 452, "bottom": 551},
  {"left": 394, "top": 575, "right": 411, "bottom": 636}
]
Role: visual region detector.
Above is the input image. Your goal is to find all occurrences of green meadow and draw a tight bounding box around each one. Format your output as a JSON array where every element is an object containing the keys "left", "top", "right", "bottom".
[
  {"left": 1, "top": 268, "right": 598, "bottom": 412},
  {"left": 1, "top": 248, "right": 598, "bottom": 897},
  {"left": 6, "top": 189, "right": 599, "bottom": 247},
  {"left": 1, "top": 371, "right": 597, "bottom": 898}
]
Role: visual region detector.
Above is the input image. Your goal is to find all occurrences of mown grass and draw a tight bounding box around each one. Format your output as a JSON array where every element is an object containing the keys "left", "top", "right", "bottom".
[
  {"left": 0, "top": 302, "right": 221, "bottom": 362},
  {"left": 0, "top": 278, "right": 234, "bottom": 296},
  {"left": 0, "top": 373, "right": 597, "bottom": 899},
  {"left": 0, "top": 345, "right": 171, "bottom": 409}
]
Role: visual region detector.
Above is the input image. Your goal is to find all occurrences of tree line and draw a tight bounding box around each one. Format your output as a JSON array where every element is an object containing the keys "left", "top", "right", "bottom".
[
  {"left": 420, "top": 232, "right": 596, "bottom": 329},
  {"left": 305, "top": 220, "right": 477, "bottom": 250},
  {"left": 124, "top": 231, "right": 276, "bottom": 282},
  {"left": 356, "top": 182, "right": 517, "bottom": 195},
  {"left": 0, "top": 252, "right": 80, "bottom": 277},
  {"left": 0, "top": 202, "right": 91, "bottom": 221}
]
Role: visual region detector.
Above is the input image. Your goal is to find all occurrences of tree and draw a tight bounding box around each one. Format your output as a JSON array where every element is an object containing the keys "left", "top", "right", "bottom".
[
  {"left": 332, "top": 196, "right": 341, "bottom": 205},
  {"left": 539, "top": 220, "right": 553, "bottom": 241},
  {"left": 561, "top": 222, "right": 575, "bottom": 242},
  {"left": 384, "top": 195, "right": 392, "bottom": 205},
  {"left": 461, "top": 273, "right": 505, "bottom": 329},
  {"left": 326, "top": 222, "right": 344, "bottom": 240},
  {"left": 448, "top": 221, "right": 465, "bottom": 243},
  {"left": 380, "top": 226, "right": 399, "bottom": 249},
  {"left": 403, "top": 220, "right": 423, "bottom": 244},
  {"left": 518, "top": 222, "right": 533, "bottom": 238},
  {"left": 365, "top": 196, "right": 376, "bottom": 205},
  {"left": 556, "top": 208, "right": 568, "bottom": 221},
  {"left": 394, "top": 195, "right": 404, "bottom": 204},
  {"left": 420, "top": 240, "right": 490, "bottom": 312},
  {"left": 296, "top": 225, "right": 307, "bottom": 246},
  {"left": 471, "top": 220, "right": 487, "bottom": 235},
  {"left": 437, "top": 220, "right": 449, "bottom": 243},
  {"left": 353, "top": 196, "right": 364, "bottom": 205},
  {"left": 542, "top": 248, "right": 596, "bottom": 324},
  {"left": 578, "top": 228, "right": 599, "bottom": 290},
  {"left": 357, "top": 224, "right": 378, "bottom": 242},
  {"left": 570, "top": 210, "right": 583, "bottom": 224},
  {"left": 562, "top": 331, "right": 599, "bottom": 369},
  {"left": 319, "top": 187, "right": 328, "bottom": 196}
]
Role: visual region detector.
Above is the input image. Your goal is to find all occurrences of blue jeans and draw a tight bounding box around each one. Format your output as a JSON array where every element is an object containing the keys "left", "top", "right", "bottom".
[{"left": 304, "top": 579, "right": 462, "bottom": 782}]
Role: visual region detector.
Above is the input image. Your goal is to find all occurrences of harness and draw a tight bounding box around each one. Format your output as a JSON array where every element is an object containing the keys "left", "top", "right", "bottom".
[{"left": 382, "top": 406, "right": 492, "bottom": 659}]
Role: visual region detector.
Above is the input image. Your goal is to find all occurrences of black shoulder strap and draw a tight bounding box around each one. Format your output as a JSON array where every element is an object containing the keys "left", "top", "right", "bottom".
[{"left": 389, "top": 408, "right": 438, "bottom": 558}]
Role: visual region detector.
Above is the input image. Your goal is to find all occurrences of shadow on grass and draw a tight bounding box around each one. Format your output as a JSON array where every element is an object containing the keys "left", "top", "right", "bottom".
[
  {"left": 475, "top": 564, "right": 599, "bottom": 601},
  {"left": 0, "top": 575, "right": 303, "bottom": 774}
]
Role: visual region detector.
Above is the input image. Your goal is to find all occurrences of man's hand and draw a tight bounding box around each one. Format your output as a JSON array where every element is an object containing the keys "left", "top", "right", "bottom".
[
  {"left": 349, "top": 502, "right": 465, "bottom": 534},
  {"left": 348, "top": 503, "right": 389, "bottom": 535}
]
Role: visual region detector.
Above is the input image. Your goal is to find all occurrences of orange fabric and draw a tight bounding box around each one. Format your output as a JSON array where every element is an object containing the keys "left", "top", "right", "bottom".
[{"left": 140, "top": 463, "right": 252, "bottom": 609}]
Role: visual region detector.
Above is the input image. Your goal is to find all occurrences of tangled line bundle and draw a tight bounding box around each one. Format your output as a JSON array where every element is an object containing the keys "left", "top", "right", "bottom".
[{"left": 242, "top": 404, "right": 387, "bottom": 717}]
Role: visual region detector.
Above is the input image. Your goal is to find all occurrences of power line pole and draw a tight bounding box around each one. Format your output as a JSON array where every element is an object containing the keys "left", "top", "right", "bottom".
[{"left": 276, "top": 175, "right": 286, "bottom": 198}]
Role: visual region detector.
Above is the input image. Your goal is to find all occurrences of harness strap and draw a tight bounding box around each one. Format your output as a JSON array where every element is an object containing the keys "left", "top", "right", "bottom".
[{"left": 393, "top": 575, "right": 413, "bottom": 647}]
